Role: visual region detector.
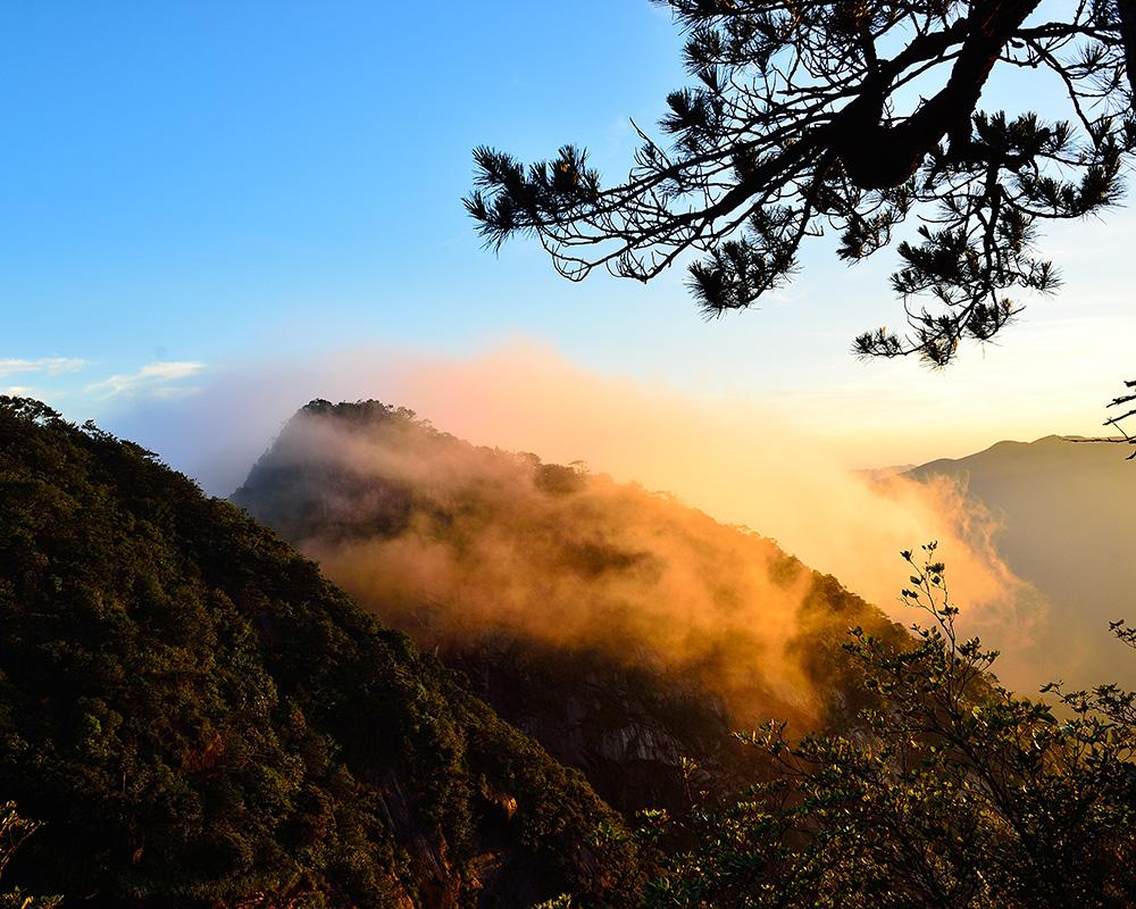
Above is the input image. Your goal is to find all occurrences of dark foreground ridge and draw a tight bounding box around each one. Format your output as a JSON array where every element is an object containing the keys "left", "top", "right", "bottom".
[{"left": 0, "top": 397, "right": 645, "bottom": 907}]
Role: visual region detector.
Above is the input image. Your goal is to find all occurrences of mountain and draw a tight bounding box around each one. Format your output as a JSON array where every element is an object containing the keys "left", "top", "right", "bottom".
[
  {"left": 0, "top": 397, "right": 646, "bottom": 908},
  {"left": 232, "top": 400, "right": 905, "bottom": 813},
  {"left": 908, "top": 434, "right": 1136, "bottom": 689}
]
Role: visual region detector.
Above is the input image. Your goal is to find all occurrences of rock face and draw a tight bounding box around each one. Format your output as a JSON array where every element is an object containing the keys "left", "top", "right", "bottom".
[
  {"left": 438, "top": 637, "right": 758, "bottom": 814},
  {"left": 0, "top": 397, "right": 646, "bottom": 908},
  {"left": 232, "top": 400, "right": 903, "bottom": 815}
]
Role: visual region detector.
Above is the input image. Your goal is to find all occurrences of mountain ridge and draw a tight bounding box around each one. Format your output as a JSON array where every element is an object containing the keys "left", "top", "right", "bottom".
[
  {"left": 232, "top": 399, "right": 906, "bottom": 813},
  {"left": 0, "top": 396, "right": 646, "bottom": 907},
  {"left": 906, "top": 433, "right": 1135, "bottom": 689}
]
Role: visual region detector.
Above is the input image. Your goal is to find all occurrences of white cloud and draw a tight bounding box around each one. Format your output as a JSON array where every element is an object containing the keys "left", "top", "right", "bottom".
[
  {"left": 86, "top": 361, "right": 206, "bottom": 399},
  {"left": 0, "top": 357, "right": 87, "bottom": 378}
]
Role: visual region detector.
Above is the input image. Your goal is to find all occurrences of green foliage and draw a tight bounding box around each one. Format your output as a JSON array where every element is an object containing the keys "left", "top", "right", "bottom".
[
  {"left": 648, "top": 544, "right": 1136, "bottom": 907},
  {"left": 0, "top": 397, "right": 645, "bottom": 907}
]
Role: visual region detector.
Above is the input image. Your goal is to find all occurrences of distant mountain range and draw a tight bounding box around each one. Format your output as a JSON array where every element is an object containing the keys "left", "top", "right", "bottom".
[{"left": 908, "top": 434, "right": 1135, "bottom": 689}]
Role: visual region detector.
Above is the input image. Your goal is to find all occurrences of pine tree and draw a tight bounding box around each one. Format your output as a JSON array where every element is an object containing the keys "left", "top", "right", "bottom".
[{"left": 467, "top": 1, "right": 1136, "bottom": 365}]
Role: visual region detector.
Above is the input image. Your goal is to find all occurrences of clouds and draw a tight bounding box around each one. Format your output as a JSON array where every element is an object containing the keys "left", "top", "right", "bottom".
[
  {"left": 0, "top": 357, "right": 88, "bottom": 399},
  {"left": 0, "top": 357, "right": 87, "bottom": 378},
  {"left": 0, "top": 356, "right": 206, "bottom": 406},
  {"left": 85, "top": 361, "right": 206, "bottom": 400}
]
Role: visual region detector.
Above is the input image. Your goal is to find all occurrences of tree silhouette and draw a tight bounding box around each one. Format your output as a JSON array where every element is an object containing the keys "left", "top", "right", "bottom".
[
  {"left": 467, "top": 1, "right": 1136, "bottom": 365},
  {"left": 1106, "top": 377, "right": 1136, "bottom": 457}
]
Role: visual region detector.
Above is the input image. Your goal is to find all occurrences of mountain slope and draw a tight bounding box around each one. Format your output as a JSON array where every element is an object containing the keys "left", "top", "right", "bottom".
[
  {"left": 0, "top": 397, "right": 645, "bottom": 908},
  {"left": 908, "top": 435, "right": 1136, "bottom": 688},
  {"left": 232, "top": 400, "right": 905, "bottom": 812}
]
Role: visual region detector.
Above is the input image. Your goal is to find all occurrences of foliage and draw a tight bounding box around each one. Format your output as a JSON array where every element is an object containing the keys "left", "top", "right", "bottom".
[
  {"left": 0, "top": 396, "right": 645, "bottom": 907},
  {"left": 466, "top": 1, "right": 1136, "bottom": 365},
  {"left": 646, "top": 544, "right": 1136, "bottom": 907},
  {"left": 0, "top": 803, "right": 58, "bottom": 909}
]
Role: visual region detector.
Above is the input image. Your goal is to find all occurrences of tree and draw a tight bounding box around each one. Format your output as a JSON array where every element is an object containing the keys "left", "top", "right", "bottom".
[
  {"left": 1106, "top": 378, "right": 1136, "bottom": 457},
  {"left": 644, "top": 544, "right": 1136, "bottom": 907},
  {"left": 466, "top": 1, "right": 1136, "bottom": 365},
  {"left": 1074, "top": 377, "right": 1136, "bottom": 456}
]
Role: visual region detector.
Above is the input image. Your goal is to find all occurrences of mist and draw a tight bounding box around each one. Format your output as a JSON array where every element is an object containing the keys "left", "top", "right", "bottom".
[{"left": 110, "top": 341, "right": 1050, "bottom": 691}]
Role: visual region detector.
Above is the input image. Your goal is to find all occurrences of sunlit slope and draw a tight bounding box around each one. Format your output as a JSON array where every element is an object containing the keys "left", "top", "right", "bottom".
[
  {"left": 233, "top": 400, "right": 905, "bottom": 809},
  {"left": 0, "top": 397, "right": 644, "bottom": 908},
  {"left": 909, "top": 435, "right": 1136, "bottom": 688}
]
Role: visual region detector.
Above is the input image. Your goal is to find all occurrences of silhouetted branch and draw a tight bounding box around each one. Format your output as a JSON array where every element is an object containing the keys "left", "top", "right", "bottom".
[{"left": 468, "top": 1, "right": 1136, "bottom": 366}]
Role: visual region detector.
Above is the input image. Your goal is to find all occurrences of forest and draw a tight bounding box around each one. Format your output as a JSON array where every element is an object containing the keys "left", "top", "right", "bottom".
[
  {"left": 2, "top": 396, "right": 1135, "bottom": 906},
  {"left": 4, "top": 0, "right": 1136, "bottom": 906}
]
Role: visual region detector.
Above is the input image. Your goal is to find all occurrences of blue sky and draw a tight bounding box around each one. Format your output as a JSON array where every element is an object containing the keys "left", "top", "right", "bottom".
[
  {"left": 3, "top": 1, "right": 1134, "bottom": 469},
  {"left": 1, "top": 2, "right": 685, "bottom": 361}
]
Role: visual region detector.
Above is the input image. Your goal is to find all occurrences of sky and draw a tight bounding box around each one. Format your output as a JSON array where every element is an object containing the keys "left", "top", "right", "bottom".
[{"left": 3, "top": 0, "right": 1134, "bottom": 475}]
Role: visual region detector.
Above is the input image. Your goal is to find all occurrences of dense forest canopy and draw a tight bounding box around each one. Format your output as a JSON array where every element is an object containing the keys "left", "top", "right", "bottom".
[
  {"left": 0, "top": 396, "right": 645, "bottom": 907},
  {"left": 467, "top": 0, "right": 1136, "bottom": 365}
]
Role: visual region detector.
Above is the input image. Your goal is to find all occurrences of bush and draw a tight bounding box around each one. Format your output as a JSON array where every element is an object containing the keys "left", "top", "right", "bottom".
[{"left": 649, "top": 544, "right": 1136, "bottom": 908}]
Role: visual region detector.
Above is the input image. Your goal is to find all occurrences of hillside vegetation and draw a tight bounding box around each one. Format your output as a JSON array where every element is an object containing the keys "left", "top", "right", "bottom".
[
  {"left": 0, "top": 397, "right": 645, "bottom": 908},
  {"left": 649, "top": 546, "right": 1136, "bottom": 908},
  {"left": 231, "top": 401, "right": 1136, "bottom": 906}
]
